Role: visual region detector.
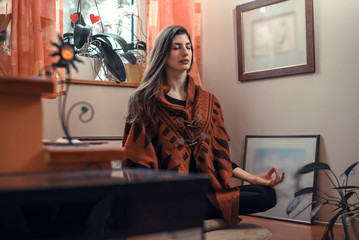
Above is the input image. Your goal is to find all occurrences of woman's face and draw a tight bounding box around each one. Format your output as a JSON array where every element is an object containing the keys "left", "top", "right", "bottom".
[{"left": 165, "top": 34, "right": 192, "bottom": 74}]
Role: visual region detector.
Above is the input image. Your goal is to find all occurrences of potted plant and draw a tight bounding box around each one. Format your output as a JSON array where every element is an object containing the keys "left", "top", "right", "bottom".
[
  {"left": 286, "top": 161, "right": 359, "bottom": 240},
  {"left": 63, "top": 10, "right": 146, "bottom": 83}
]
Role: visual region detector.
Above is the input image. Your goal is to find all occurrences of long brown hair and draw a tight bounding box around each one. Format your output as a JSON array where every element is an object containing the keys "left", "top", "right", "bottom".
[{"left": 126, "top": 25, "right": 193, "bottom": 123}]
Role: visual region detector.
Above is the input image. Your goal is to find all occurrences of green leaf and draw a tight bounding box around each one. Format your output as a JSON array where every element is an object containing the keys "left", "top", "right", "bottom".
[
  {"left": 340, "top": 169, "right": 355, "bottom": 181},
  {"left": 92, "top": 35, "right": 112, "bottom": 47},
  {"left": 292, "top": 202, "right": 315, "bottom": 218},
  {"left": 93, "top": 33, "right": 129, "bottom": 52},
  {"left": 341, "top": 214, "right": 350, "bottom": 240},
  {"left": 297, "top": 162, "right": 330, "bottom": 174},
  {"left": 286, "top": 193, "right": 312, "bottom": 215},
  {"left": 333, "top": 185, "right": 359, "bottom": 190},
  {"left": 341, "top": 161, "right": 359, "bottom": 180},
  {"left": 121, "top": 52, "right": 137, "bottom": 64},
  {"left": 310, "top": 203, "right": 323, "bottom": 218},
  {"left": 323, "top": 211, "right": 344, "bottom": 239},
  {"left": 344, "top": 192, "right": 355, "bottom": 201},
  {"left": 63, "top": 32, "right": 74, "bottom": 40},
  {"left": 74, "top": 24, "right": 92, "bottom": 48},
  {"left": 294, "top": 187, "right": 316, "bottom": 197},
  {"left": 93, "top": 40, "right": 126, "bottom": 82}
]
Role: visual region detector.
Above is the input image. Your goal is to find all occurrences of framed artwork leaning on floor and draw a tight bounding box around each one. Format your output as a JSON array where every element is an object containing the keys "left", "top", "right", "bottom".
[{"left": 243, "top": 135, "right": 320, "bottom": 224}]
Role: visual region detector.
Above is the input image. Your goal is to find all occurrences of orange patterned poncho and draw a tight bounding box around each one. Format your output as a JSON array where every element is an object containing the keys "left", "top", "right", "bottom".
[{"left": 122, "top": 76, "right": 240, "bottom": 226}]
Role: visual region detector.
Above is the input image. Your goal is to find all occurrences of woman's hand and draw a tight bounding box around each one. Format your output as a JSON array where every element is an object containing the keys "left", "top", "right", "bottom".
[
  {"left": 253, "top": 167, "right": 285, "bottom": 187},
  {"left": 232, "top": 166, "right": 285, "bottom": 186}
]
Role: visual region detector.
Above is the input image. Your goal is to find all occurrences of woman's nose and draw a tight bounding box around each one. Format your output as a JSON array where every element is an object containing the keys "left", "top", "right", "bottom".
[{"left": 181, "top": 47, "right": 189, "bottom": 56}]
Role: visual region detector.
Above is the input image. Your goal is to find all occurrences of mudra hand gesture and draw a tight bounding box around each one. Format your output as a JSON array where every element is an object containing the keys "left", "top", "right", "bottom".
[{"left": 253, "top": 167, "right": 285, "bottom": 187}]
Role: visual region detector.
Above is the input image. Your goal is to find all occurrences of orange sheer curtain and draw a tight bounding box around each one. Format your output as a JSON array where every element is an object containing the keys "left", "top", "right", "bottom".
[
  {"left": 3, "top": 0, "right": 64, "bottom": 97},
  {"left": 147, "top": 0, "right": 201, "bottom": 84},
  {"left": 0, "top": 0, "right": 11, "bottom": 75}
]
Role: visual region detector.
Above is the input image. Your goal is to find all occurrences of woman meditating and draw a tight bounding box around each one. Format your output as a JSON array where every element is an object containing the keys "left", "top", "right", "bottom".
[{"left": 122, "top": 25, "right": 285, "bottom": 226}]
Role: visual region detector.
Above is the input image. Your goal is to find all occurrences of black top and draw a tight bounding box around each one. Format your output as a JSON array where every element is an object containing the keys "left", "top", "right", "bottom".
[{"left": 165, "top": 94, "right": 186, "bottom": 107}]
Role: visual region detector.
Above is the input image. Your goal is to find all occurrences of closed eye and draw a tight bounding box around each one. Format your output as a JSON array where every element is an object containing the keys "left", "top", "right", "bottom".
[{"left": 172, "top": 43, "right": 192, "bottom": 50}]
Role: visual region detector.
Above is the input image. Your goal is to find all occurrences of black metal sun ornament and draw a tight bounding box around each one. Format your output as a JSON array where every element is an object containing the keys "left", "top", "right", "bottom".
[
  {"left": 48, "top": 34, "right": 94, "bottom": 146},
  {"left": 50, "top": 34, "right": 83, "bottom": 75}
]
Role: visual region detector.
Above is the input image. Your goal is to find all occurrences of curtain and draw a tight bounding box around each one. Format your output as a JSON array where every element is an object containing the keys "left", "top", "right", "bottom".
[
  {"left": 0, "top": 0, "right": 11, "bottom": 75},
  {"left": 0, "top": 0, "right": 64, "bottom": 97},
  {"left": 147, "top": 0, "right": 201, "bottom": 84}
]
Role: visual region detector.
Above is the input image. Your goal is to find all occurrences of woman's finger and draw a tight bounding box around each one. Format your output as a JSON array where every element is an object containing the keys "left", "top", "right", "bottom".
[
  {"left": 274, "top": 168, "right": 280, "bottom": 181},
  {"left": 279, "top": 172, "right": 285, "bottom": 183},
  {"left": 267, "top": 167, "right": 276, "bottom": 176},
  {"left": 273, "top": 171, "right": 285, "bottom": 186}
]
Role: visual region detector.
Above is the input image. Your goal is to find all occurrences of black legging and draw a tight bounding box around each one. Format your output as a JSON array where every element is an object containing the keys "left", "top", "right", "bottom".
[{"left": 205, "top": 184, "right": 277, "bottom": 219}]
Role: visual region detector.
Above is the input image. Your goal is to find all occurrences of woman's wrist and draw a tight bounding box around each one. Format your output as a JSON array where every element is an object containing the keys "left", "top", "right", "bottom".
[{"left": 233, "top": 167, "right": 256, "bottom": 184}]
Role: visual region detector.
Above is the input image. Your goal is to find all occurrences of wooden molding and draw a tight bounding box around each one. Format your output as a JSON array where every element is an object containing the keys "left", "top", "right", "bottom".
[
  {"left": 0, "top": 75, "right": 54, "bottom": 95},
  {"left": 66, "top": 79, "right": 139, "bottom": 87},
  {"left": 44, "top": 145, "right": 125, "bottom": 165}
]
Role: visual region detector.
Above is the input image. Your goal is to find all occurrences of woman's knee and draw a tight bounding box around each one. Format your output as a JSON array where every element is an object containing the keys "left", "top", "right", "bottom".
[
  {"left": 238, "top": 185, "right": 278, "bottom": 214},
  {"left": 263, "top": 186, "right": 277, "bottom": 209}
]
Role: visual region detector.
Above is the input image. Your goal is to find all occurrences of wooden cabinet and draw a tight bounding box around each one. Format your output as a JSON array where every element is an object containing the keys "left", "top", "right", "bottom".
[{"left": 0, "top": 76, "right": 53, "bottom": 173}]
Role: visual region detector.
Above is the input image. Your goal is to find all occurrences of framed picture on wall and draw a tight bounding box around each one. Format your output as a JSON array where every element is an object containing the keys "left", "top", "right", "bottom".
[
  {"left": 243, "top": 135, "right": 320, "bottom": 223},
  {"left": 236, "top": 0, "right": 315, "bottom": 81}
]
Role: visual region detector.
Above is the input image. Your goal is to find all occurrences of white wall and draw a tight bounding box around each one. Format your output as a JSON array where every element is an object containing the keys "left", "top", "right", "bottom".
[
  {"left": 42, "top": 84, "right": 135, "bottom": 141},
  {"left": 201, "top": 0, "right": 359, "bottom": 222}
]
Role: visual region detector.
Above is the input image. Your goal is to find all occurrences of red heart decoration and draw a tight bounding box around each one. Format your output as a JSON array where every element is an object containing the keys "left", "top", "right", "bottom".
[
  {"left": 90, "top": 14, "right": 100, "bottom": 24},
  {"left": 70, "top": 14, "right": 79, "bottom": 24}
]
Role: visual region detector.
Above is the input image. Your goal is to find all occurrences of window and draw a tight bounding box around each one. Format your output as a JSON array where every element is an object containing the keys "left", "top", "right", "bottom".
[
  {"left": 62, "top": 0, "right": 147, "bottom": 84},
  {"left": 63, "top": 0, "right": 137, "bottom": 44}
]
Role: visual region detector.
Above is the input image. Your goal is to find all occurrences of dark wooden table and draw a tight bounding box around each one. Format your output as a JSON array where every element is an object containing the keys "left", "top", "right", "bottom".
[{"left": 0, "top": 169, "right": 210, "bottom": 239}]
